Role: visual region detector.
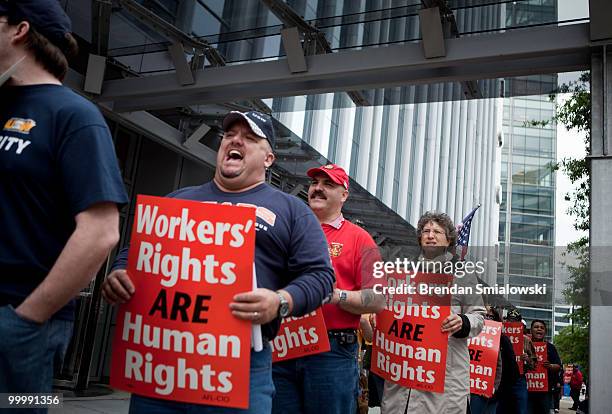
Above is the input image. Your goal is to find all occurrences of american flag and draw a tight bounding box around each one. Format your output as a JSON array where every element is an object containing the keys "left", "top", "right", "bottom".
[{"left": 456, "top": 204, "right": 480, "bottom": 260}]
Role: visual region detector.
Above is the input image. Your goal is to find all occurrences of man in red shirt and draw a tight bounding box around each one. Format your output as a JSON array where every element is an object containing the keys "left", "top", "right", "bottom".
[
  {"left": 272, "top": 164, "right": 385, "bottom": 414},
  {"left": 569, "top": 365, "right": 583, "bottom": 410}
]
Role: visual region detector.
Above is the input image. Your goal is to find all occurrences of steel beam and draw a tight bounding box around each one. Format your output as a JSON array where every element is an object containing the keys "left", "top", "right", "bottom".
[
  {"left": 83, "top": 54, "right": 107, "bottom": 95},
  {"left": 259, "top": 0, "right": 369, "bottom": 106},
  {"left": 98, "top": 24, "right": 590, "bottom": 112},
  {"left": 281, "top": 26, "right": 308, "bottom": 73},
  {"left": 117, "top": 0, "right": 270, "bottom": 113},
  {"left": 590, "top": 0, "right": 612, "bottom": 41},
  {"left": 65, "top": 68, "right": 217, "bottom": 167},
  {"left": 91, "top": 0, "right": 112, "bottom": 55},
  {"left": 421, "top": 0, "right": 482, "bottom": 98},
  {"left": 168, "top": 42, "right": 195, "bottom": 86},
  {"left": 419, "top": 7, "right": 446, "bottom": 58}
]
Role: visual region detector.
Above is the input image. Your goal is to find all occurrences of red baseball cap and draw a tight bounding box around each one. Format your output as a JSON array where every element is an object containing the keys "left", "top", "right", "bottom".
[{"left": 307, "top": 164, "right": 349, "bottom": 190}]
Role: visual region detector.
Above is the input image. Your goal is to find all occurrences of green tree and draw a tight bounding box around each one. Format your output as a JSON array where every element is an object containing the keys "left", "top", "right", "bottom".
[
  {"left": 554, "top": 72, "right": 590, "bottom": 233},
  {"left": 552, "top": 72, "right": 590, "bottom": 377},
  {"left": 554, "top": 324, "right": 589, "bottom": 378}
]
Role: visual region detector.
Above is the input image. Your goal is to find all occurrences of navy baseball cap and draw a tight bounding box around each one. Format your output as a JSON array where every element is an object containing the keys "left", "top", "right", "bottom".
[
  {"left": 0, "top": 0, "right": 72, "bottom": 52},
  {"left": 222, "top": 111, "right": 276, "bottom": 148}
]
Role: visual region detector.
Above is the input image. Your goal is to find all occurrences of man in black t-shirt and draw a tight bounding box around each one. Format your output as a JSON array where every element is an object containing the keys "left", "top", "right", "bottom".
[{"left": 0, "top": 0, "right": 128, "bottom": 397}]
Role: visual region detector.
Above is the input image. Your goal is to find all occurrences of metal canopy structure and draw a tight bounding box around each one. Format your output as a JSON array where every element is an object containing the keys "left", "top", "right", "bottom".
[
  {"left": 96, "top": 23, "right": 590, "bottom": 112},
  {"left": 259, "top": 0, "right": 370, "bottom": 106}
]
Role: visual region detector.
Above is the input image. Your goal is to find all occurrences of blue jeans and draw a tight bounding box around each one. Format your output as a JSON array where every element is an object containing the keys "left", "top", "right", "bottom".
[
  {"left": 471, "top": 394, "right": 498, "bottom": 414},
  {"left": 498, "top": 376, "right": 528, "bottom": 414},
  {"left": 528, "top": 391, "right": 552, "bottom": 414},
  {"left": 272, "top": 337, "right": 359, "bottom": 414},
  {"left": 0, "top": 305, "right": 73, "bottom": 414},
  {"left": 129, "top": 345, "right": 274, "bottom": 414}
]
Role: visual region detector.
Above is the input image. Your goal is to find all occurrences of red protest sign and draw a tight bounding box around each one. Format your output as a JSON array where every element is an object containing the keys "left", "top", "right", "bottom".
[
  {"left": 270, "top": 309, "right": 330, "bottom": 362},
  {"left": 371, "top": 272, "right": 452, "bottom": 393},
  {"left": 110, "top": 195, "right": 256, "bottom": 409},
  {"left": 503, "top": 322, "right": 524, "bottom": 375},
  {"left": 527, "top": 342, "right": 549, "bottom": 392},
  {"left": 468, "top": 320, "right": 502, "bottom": 397}
]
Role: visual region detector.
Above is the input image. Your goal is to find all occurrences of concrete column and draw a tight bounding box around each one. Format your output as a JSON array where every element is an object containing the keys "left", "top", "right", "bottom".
[{"left": 589, "top": 46, "right": 612, "bottom": 413}]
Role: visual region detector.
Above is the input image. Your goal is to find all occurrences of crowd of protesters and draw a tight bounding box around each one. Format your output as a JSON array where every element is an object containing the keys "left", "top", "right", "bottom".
[{"left": 0, "top": 2, "right": 583, "bottom": 414}]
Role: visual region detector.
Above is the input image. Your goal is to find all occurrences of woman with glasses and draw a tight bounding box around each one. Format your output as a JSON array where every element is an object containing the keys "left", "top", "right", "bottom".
[{"left": 381, "top": 211, "right": 486, "bottom": 414}]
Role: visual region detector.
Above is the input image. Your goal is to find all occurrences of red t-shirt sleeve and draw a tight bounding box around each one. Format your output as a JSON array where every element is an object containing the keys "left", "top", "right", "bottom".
[{"left": 355, "top": 230, "right": 382, "bottom": 290}]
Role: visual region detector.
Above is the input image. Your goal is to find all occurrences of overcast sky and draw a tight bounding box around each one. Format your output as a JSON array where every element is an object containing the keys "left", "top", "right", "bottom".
[
  {"left": 555, "top": 91, "right": 588, "bottom": 246},
  {"left": 554, "top": 1, "right": 589, "bottom": 246}
]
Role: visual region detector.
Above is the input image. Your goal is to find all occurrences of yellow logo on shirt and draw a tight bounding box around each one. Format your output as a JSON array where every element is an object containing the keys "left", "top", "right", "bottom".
[
  {"left": 329, "top": 242, "right": 343, "bottom": 258},
  {"left": 4, "top": 118, "right": 37, "bottom": 134}
]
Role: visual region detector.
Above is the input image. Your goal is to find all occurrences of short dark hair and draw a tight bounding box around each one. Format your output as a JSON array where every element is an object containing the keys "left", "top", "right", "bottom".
[
  {"left": 416, "top": 211, "right": 457, "bottom": 246},
  {"left": 5, "top": 16, "right": 78, "bottom": 81},
  {"left": 530, "top": 319, "right": 548, "bottom": 331},
  {"left": 486, "top": 306, "right": 502, "bottom": 322}
]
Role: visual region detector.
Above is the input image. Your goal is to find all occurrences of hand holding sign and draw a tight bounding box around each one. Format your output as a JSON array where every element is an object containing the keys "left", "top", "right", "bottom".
[
  {"left": 230, "top": 288, "right": 282, "bottom": 325},
  {"left": 526, "top": 342, "right": 549, "bottom": 392},
  {"left": 110, "top": 195, "right": 257, "bottom": 409},
  {"left": 102, "top": 269, "right": 136, "bottom": 304},
  {"left": 441, "top": 314, "right": 463, "bottom": 334}
]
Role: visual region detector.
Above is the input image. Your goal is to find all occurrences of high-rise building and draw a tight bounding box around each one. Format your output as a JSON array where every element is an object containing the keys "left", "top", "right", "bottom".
[
  {"left": 553, "top": 247, "right": 579, "bottom": 337},
  {"left": 497, "top": 1, "right": 558, "bottom": 339},
  {"left": 262, "top": 1, "right": 505, "bottom": 277}
]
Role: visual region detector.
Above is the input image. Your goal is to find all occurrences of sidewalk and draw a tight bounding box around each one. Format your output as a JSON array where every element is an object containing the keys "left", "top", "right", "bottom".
[
  {"left": 368, "top": 397, "right": 576, "bottom": 414},
  {"left": 49, "top": 387, "right": 129, "bottom": 414},
  {"left": 49, "top": 389, "right": 577, "bottom": 414}
]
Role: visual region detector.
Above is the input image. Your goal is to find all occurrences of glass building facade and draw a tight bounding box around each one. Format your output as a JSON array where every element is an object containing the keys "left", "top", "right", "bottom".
[{"left": 498, "top": 1, "right": 558, "bottom": 339}]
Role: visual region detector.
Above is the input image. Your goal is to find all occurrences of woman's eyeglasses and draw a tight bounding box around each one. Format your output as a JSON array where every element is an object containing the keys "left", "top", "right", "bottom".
[{"left": 421, "top": 229, "right": 446, "bottom": 236}]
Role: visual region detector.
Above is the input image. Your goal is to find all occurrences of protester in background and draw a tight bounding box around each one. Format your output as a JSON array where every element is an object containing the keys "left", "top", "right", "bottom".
[
  {"left": 498, "top": 309, "right": 537, "bottom": 414},
  {"left": 356, "top": 314, "right": 386, "bottom": 411},
  {"left": 272, "top": 164, "right": 385, "bottom": 414},
  {"left": 102, "top": 111, "right": 335, "bottom": 414},
  {"left": 553, "top": 370, "right": 563, "bottom": 413},
  {"left": 569, "top": 365, "right": 584, "bottom": 410},
  {"left": 577, "top": 380, "right": 588, "bottom": 414},
  {"left": 527, "top": 320, "right": 562, "bottom": 414},
  {"left": 364, "top": 314, "right": 385, "bottom": 409},
  {"left": 0, "top": 0, "right": 127, "bottom": 398},
  {"left": 471, "top": 306, "right": 519, "bottom": 414},
  {"left": 381, "top": 212, "right": 485, "bottom": 414},
  {"left": 356, "top": 315, "right": 374, "bottom": 414}
]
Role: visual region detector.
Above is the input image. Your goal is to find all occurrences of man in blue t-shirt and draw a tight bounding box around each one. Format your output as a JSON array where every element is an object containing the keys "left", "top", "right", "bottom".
[
  {"left": 102, "top": 110, "right": 335, "bottom": 413},
  {"left": 0, "top": 0, "right": 128, "bottom": 398}
]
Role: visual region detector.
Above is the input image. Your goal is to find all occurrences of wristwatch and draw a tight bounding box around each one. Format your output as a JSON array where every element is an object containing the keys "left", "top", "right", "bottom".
[
  {"left": 277, "top": 292, "right": 290, "bottom": 318},
  {"left": 338, "top": 289, "right": 348, "bottom": 303}
]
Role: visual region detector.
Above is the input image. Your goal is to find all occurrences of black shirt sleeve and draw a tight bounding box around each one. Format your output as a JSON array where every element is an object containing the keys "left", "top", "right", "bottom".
[{"left": 452, "top": 313, "right": 471, "bottom": 338}]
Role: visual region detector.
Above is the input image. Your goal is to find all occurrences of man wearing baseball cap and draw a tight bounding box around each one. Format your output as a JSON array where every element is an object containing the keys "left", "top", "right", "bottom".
[
  {"left": 103, "top": 111, "right": 335, "bottom": 413},
  {"left": 272, "top": 164, "right": 385, "bottom": 414},
  {"left": 0, "top": 0, "right": 128, "bottom": 398}
]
